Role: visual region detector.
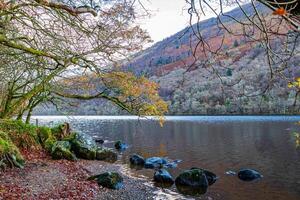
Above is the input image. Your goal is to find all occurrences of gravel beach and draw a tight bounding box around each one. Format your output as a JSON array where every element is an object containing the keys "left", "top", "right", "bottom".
[{"left": 0, "top": 153, "right": 162, "bottom": 200}]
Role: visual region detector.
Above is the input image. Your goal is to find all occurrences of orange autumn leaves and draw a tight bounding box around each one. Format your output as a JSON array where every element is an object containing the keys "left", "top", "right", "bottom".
[
  {"left": 102, "top": 72, "right": 168, "bottom": 125},
  {"left": 272, "top": 7, "right": 287, "bottom": 16}
]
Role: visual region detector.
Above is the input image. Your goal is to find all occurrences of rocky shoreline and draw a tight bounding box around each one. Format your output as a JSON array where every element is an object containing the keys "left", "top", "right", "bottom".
[
  {"left": 0, "top": 151, "right": 160, "bottom": 200},
  {"left": 0, "top": 121, "right": 159, "bottom": 200},
  {"left": 0, "top": 121, "right": 264, "bottom": 200}
]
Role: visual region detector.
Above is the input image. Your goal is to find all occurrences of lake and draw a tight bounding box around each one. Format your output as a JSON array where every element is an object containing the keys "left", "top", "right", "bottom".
[{"left": 32, "top": 116, "right": 300, "bottom": 200}]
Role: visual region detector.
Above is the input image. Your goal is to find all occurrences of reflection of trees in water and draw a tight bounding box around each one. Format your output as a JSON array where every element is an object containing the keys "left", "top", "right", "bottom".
[
  {"left": 290, "top": 122, "right": 300, "bottom": 149},
  {"left": 293, "top": 132, "right": 300, "bottom": 148},
  {"left": 158, "top": 143, "right": 167, "bottom": 157}
]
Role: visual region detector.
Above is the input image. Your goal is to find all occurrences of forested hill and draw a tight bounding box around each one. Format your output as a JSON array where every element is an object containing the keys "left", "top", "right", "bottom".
[
  {"left": 124, "top": 3, "right": 270, "bottom": 76},
  {"left": 35, "top": 3, "right": 300, "bottom": 115}
]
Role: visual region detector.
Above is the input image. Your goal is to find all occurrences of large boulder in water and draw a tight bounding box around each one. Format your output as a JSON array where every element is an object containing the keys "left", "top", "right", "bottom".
[
  {"left": 154, "top": 169, "right": 174, "bottom": 185},
  {"left": 129, "top": 154, "right": 145, "bottom": 166},
  {"left": 144, "top": 157, "right": 167, "bottom": 169},
  {"left": 190, "top": 167, "right": 218, "bottom": 186},
  {"left": 88, "top": 172, "right": 123, "bottom": 190},
  {"left": 238, "top": 169, "right": 262, "bottom": 181},
  {"left": 70, "top": 132, "right": 97, "bottom": 160},
  {"left": 51, "top": 141, "right": 77, "bottom": 161},
  {"left": 175, "top": 168, "right": 208, "bottom": 195},
  {"left": 96, "top": 148, "right": 117, "bottom": 162}
]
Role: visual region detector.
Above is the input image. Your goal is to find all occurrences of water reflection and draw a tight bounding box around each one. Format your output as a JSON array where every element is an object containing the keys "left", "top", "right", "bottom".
[
  {"left": 292, "top": 132, "right": 300, "bottom": 149},
  {"left": 176, "top": 185, "right": 207, "bottom": 196}
]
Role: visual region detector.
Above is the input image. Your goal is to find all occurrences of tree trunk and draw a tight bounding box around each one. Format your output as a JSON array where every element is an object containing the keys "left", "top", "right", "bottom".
[
  {"left": 25, "top": 107, "right": 33, "bottom": 124},
  {"left": 3, "top": 67, "right": 63, "bottom": 119}
]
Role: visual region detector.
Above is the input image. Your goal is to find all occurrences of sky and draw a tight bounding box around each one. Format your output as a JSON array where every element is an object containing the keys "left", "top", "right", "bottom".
[
  {"left": 138, "top": 0, "right": 190, "bottom": 43},
  {"left": 138, "top": 0, "right": 237, "bottom": 43}
]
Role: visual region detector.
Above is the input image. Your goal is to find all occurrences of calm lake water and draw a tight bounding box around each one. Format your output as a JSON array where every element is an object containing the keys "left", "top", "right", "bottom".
[{"left": 32, "top": 116, "right": 300, "bottom": 200}]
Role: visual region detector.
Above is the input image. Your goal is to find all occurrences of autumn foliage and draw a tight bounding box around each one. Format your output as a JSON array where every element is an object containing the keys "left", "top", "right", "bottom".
[
  {"left": 102, "top": 72, "right": 168, "bottom": 120},
  {"left": 272, "top": 7, "right": 287, "bottom": 16},
  {"left": 57, "top": 71, "right": 168, "bottom": 125}
]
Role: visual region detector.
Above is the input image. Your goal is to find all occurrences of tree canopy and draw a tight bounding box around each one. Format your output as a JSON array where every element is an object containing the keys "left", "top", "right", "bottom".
[{"left": 0, "top": 0, "right": 167, "bottom": 121}]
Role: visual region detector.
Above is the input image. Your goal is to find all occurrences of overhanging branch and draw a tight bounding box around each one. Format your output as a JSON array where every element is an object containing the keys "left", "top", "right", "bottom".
[
  {"left": 34, "top": 0, "right": 98, "bottom": 17},
  {"left": 52, "top": 90, "right": 134, "bottom": 114}
]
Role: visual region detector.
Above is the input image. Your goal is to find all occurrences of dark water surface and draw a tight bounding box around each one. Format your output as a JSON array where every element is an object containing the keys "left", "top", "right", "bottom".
[{"left": 33, "top": 116, "right": 300, "bottom": 200}]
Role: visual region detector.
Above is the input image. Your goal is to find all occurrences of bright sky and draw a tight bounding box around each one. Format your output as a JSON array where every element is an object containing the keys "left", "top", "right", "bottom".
[
  {"left": 138, "top": 0, "right": 237, "bottom": 43},
  {"left": 139, "top": 0, "right": 190, "bottom": 43}
]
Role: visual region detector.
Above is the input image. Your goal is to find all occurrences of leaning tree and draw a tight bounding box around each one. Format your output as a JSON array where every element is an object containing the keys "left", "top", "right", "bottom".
[{"left": 0, "top": 0, "right": 168, "bottom": 121}]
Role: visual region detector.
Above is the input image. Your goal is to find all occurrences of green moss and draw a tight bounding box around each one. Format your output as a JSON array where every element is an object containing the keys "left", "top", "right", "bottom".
[
  {"left": 0, "top": 120, "right": 39, "bottom": 149},
  {"left": 51, "top": 124, "right": 63, "bottom": 138},
  {"left": 88, "top": 172, "right": 123, "bottom": 189},
  {"left": 96, "top": 148, "right": 117, "bottom": 162},
  {"left": 51, "top": 141, "right": 77, "bottom": 161},
  {"left": 70, "top": 132, "right": 97, "bottom": 160},
  {"left": 0, "top": 131, "right": 24, "bottom": 168},
  {"left": 51, "top": 123, "right": 69, "bottom": 139},
  {"left": 44, "top": 137, "right": 56, "bottom": 152},
  {"left": 62, "top": 132, "right": 76, "bottom": 142},
  {"left": 37, "top": 126, "right": 57, "bottom": 152},
  {"left": 37, "top": 126, "right": 52, "bottom": 144}
]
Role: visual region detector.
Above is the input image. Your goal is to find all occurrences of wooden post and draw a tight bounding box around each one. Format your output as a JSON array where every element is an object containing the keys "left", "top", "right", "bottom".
[{"left": 35, "top": 118, "right": 39, "bottom": 127}]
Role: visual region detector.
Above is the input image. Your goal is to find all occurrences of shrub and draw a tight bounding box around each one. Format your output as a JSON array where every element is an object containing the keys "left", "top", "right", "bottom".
[{"left": 0, "top": 120, "right": 39, "bottom": 150}]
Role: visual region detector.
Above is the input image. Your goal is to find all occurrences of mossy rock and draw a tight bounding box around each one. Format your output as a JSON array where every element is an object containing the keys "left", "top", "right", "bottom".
[
  {"left": 51, "top": 123, "right": 71, "bottom": 140},
  {"left": 73, "top": 146, "right": 96, "bottom": 160},
  {"left": 175, "top": 168, "right": 208, "bottom": 195},
  {"left": 96, "top": 148, "right": 117, "bottom": 162},
  {"left": 44, "top": 137, "right": 56, "bottom": 152},
  {"left": 0, "top": 131, "right": 25, "bottom": 169},
  {"left": 37, "top": 126, "right": 52, "bottom": 144},
  {"left": 70, "top": 132, "right": 97, "bottom": 160},
  {"left": 51, "top": 141, "right": 76, "bottom": 161},
  {"left": 190, "top": 167, "right": 218, "bottom": 186},
  {"left": 36, "top": 126, "right": 58, "bottom": 152},
  {"left": 62, "top": 132, "right": 76, "bottom": 142},
  {"left": 88, "top": 172, "right": 123, "bottom": 190}
]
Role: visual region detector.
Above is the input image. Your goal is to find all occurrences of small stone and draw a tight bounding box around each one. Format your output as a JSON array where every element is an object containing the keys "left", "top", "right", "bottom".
[
  {"left": 144, "top": 157, "right": 167, "bottom": 169},
  {"left": 238, "top": 169, "right": 262, "bottom": 181},
  {"left": 95, "top": 139, "right": 104, "bottom": 144},
  {"left": 129, "top": 154, "right": 145, "bottom": 166},
  {"left": 114, "top": 141, "right": 128, "bottom": 150},
  {"left": 154, "top": 169, "right": 174, "bottom": 185},
  {"left": 88, "top": 172, "right": 123, "bottom": 190},
  {"left": 225, "top": 170, "right": 236, "bottom": 176}
]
